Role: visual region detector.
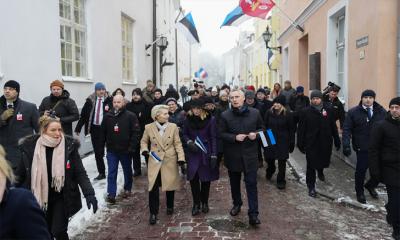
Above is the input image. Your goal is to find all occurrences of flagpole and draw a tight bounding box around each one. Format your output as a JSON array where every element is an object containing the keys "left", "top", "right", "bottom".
[{"left": 273, "top": 3, "right": 304, "bottom": 33}]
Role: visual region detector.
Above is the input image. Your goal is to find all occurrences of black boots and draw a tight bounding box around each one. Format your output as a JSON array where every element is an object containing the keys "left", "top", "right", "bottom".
[
  {"left": 149, "top": 214, "right": 157, "bottom": 225},
  {"left": 364, "top": 184, "right": 379, "bottom": 199},
  {"left": 94, "top": 173, "right": 106, "bottom": 181},
  {"left": 192, "top": 204, "right": 201, "bottom": 216},
  {"left": 201, "top": 203, "right": 209, "bottom": 213},
  {"left": 317, "top": 170, "right": 325, "bottom": 182},
  {"left": 230, "top": 205, "right": 241, "bottom": 216},
  {"left": 166, "top": 208, "right": 174, "bottom": 215},
  {"left": 356, "top": 193, "right": 367, "bottom": 204},
  {"left": 249, "top": 215, "right": 261, "bottom": 226},
  {"left": 308, "top": 187, "right": 317, "bottom": 198}
]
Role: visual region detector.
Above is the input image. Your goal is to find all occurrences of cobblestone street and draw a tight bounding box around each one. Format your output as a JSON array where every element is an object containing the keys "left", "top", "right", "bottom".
[{"left": 73, "top": 163, "right": 392, "bottom": 240}]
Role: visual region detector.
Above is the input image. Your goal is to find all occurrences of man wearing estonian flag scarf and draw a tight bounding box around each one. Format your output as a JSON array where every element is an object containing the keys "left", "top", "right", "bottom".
[
  {"left": 297, "top": 90, "right": 341, "bottom": 198},
  {"left": 219, "top": 89, "right": 264, "bottom": 226},
  {"left": 183, "top": 99, "right": 218, "bottom": 216}
]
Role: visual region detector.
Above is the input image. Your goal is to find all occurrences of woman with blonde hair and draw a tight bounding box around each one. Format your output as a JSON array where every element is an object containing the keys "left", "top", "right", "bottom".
[
  {"left": 16, "top": 115, "right": 97, "bottom": 240},
  {"left": 0, "top": 145, "right": 51, "bottom": 239},
  {"left": 183, "top": 99, "right": 218, "bottom": 216},
  {"left": 270, "top": 82, "right": 282, "bottom": 100},
  {"left": 140, "top": 104, "right": 185, "bottom": 225}
]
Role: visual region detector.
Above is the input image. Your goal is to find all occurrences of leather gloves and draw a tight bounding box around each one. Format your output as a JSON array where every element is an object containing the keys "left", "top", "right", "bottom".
[{"left": 86, "top": 195, "right": 98, "bottom": 214}]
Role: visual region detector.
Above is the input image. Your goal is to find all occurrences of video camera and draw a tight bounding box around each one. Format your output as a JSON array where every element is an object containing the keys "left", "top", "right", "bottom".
[
  {"left": 48, "top": 109, "right": 57, "bottom": 119},
  {"left": 322, "top": 81, "right": 341, "bottom": 95}
]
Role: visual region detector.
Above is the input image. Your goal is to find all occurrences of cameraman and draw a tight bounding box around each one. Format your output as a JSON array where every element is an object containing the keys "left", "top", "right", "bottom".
[
  {"left": 323, "top": 84, "right": 345, "bottom": 131},
  {"left": 39, "top": 80, "right": 79, "bottom": 136}
]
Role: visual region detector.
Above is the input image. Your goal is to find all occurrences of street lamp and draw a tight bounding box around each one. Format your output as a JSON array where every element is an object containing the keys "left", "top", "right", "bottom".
[
  {"left": 262, "top": 26, "right": 281, "bottom": 53},
  {"left": 157, "top": 36, "right": 168, "bottom": 50}
]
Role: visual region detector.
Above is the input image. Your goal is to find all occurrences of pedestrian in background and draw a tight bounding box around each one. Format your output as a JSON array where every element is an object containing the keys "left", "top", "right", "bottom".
[
  {"left": 0, "top": 80, "right": 39, "bottom": 171},
  {"left": 183, "top": 99, "right": 218, "bottom": 216},
  {"left": 140, "top": 105, "right": 185, "bottom": 225},
  {"left": 165, "top": 84, "right": 180, "bottom": 101},
  {"left": 112, "top": 88, "right": 129, "bottom": 104},
  {"left": 280, "top": 80, "right": 296, "bottom": 109},
  {"left": 142, "top": 80, "right": 155, "bottom": 104},
  {"left": 180, "top": 85, "right": 188, "bottom": 103},
  {"left": 39, "top": 80, "right": 79, "bottom": 136},
  {"left": 369, "top": 97, "right": 400, "bottom": 240},
  {"left": 75, "top": 82, "right": 112, "bottom": 180},
  {"left": 297, "top": 90, "right": 341, "bottom": 198},
  {"left": 17, "top": 115, "right": 97, "bottom": 240},
  {"left": 263, "top": 95, "right": 295, "bottom": 190},
  {"left": 342, "top": 90, "right": 386, "bottom": 204},
  {"left": 289, "top": 86, "right": 310, "bottom": 128},
  {"left": 0, "top": 145, "right": 51, "bottom": 239},
  {"left": 102, "top": 95, "right": 139, "bottom": 203},
  {"left": 219, "top": 89, "right": 264, "bottom": 226},
  {"left": 126, "top": 88, "right": 153, "bottom": 177},
  {"left": 153, "top": 88, "right": 166, "bottom": 106},
  {"left": 323, "top": 85, "right": 345, "bottom": 131},
  {"left": 270, "top": 83, "right": 282, "bottom": 100}
]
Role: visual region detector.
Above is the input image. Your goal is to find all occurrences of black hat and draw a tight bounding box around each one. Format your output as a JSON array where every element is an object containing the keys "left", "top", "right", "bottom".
[
  {"left": 256, "top": 88, "right": 266, "bottom": 95},
  {"left": 361, "top": 89, "right": 376, "bottom": 99},
  {"left": 190, "top": 98, "right": 205, "bottom": 108},
  {"left": 310, "top": 90, "right": 323, "bottom": 99},
  {"left": 188, "top": 89, "right": 199, "bottom": 96},
  {"left": 165, "top": 97, "right": 177, "bottom": 105},
  {"left": 389, "top": 97, "right": 400, "bottom": 107},
  {"left": 4, "top": 80, "right": 20, "bottom": 93},
  {"left": 202, "top": 96, "right": 214, "bottom": 104},
  {"left": 273, "top": 95, "right": 286, "bottom": 106}
]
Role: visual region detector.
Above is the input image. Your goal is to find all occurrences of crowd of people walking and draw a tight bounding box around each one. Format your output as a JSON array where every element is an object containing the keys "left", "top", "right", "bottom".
[{"left": 0, "top": 78, "right": 399, "bottom": 240}]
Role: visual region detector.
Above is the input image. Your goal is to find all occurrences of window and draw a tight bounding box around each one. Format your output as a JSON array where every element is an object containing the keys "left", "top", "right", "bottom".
[
  {"left": 336, "top": 15, "right": 345, "bottom": 100},
  {"left": 59, "top": 0, "right": 87, "bottom": 78},
  {"left": 121, "top": 15, "right": 134, "bottom": 83}
]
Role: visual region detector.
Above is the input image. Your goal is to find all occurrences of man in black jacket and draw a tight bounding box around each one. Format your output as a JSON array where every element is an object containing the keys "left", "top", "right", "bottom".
[
  {"left": 102, "top": 95, "right": 139, "bottom": 204},
  {"left": 297, "top": 90, "right": 341, "bottom": 198},
  {"left": 219, "top": 89, "right": 264, "bottom": 226},
  {"left": 289, "top": 86, "right": 310, "bottom": 129},
  {"left": 323, "top": 86, "right": 345, "bottom": 131},
  {"left": 342, "top": 90, "right": 386, "bottom": 204},
  {"left": 75, "top": 82, "right": 113, "bottom": 180},
  {"left": 126, "top": 88, "right": 153, "bottom": 177},
  {"left": 39, "top": 80, "right": 79, "bottom": 136},
  {"left": 0, "top": 80, "right": 39, "bottom": 171},
  {"left": 369, "top": 97, "right": 400, "bottom": 240}
]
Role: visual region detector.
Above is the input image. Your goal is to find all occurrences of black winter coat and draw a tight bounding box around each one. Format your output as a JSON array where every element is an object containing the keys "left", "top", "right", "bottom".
[
  {"left": 39, "top": 90, "right": 79, "bottom": 136},
  {"left": 323, "top": 95, "right": 345, "bottom": 129},
  {"left": 0, "top": 184, "right": 51, "bottom": 239},
  {"left": 289, "top": 95, "right": 310, "bottom": 113},
  {"left": 165, "top": 89, "right": 180, "bottom": 101},
  {"left": 75, "top": 93, "right": 113, "bottom": 135},
  {"left": 263, "top": 109, "right": 295, "bottom": 160},
  {"left": 219, "top": 106, "right": 264, "bottom": 172},
  {"left": 126, "top": 99, "right": 153, "bottom": 137},
  {"left": 342, "top": 102, "right": 386, "bottom": 152},
  {"left": 102, "top": 108, "right": 140, "bottom": 154},
  {"left": 215, "top": 100, "right": 230, "bottom": 153},
  {"left": 369, "top": 114, "right": 400, "bottom": 187},
  {"left": 297, "top": 105, "right": 340, "bottom": 169},
  {"left": 16, "top": 135, "right": 95, "bottom": 218},
  {"left": 0, "top": 96, "right": 39, "bottom": 170}
]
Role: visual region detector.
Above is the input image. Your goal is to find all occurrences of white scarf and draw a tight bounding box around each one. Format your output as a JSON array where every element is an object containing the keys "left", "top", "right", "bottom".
[
  {"left": 31, "top": 134, "right": 65, "bottom": 209},
  {"left": 155, "top": 121, "right": 168, "bottom": 137}
]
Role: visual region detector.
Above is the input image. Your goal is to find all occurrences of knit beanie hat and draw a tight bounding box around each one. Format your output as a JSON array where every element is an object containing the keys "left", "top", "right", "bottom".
[
  {"left": 361, "top": 89, "right": 376, "bottom": 99},
  {"left": 310, "top": 90, "right": 323, "bottom": 99},
  {"left": 4, "top": 80, "right": 20, "bottom": 93},
  {"left": 245, "top": 90, "right": 256, "bottom": 99},
  {"left": 95, "top": 82, "right": 106, "bottom": 91},
  {"left": 165, "top": 97, "right": 177, "bottom": 105},
  {"left": 296, "top": 86, "right": 304, "bottom": 93},
  {"left": 389, "top": 97, "right": 400, "bottom": 107},
  {"left": 50, "top": 80, "right": 64, "bottom": 89},
  {"left": 273, "top": 95, "right": 286, "bottom": 106}
]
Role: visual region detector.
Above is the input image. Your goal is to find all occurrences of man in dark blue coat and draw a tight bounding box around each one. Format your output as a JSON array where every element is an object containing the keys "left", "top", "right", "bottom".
[
  {"left": 219, "top": 89, "right": 264, "bottom": 226},
  {"left": 342, "top": 90, "right": 386, "bottom": 204}
]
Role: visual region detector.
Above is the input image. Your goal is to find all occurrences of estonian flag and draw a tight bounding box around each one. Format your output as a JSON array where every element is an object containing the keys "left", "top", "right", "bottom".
[
  {"left": 220, "top": 6, "right": 251, "bottom": 28},
  {"left": 258, "top": 129, "right": 276, "bottom": 147},
  {"left": 195, "top": 136, "right": 208, "bottom": 154},
  {"left": 176, "top": 13, "right": 200, "bottom": 44},
  {"left": 267, "top": 49, "right": 275, "bottom": 69},
  {"left": 150, "top": 151, "right": 162, "bottom": 163}
]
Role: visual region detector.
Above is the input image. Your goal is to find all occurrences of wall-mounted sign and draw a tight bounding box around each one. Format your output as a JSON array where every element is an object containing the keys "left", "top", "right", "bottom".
[{"left": 356, "top": 36, "right": 369, "bottom": 48}]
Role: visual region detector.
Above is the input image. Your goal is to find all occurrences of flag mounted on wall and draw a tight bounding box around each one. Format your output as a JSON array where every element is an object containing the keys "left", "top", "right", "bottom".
[
  {"left": 220, "top": 6, "right": 251, "bottom": 28},
  {"left": 176, "top": 12, "right": 200, "bottom": 44},
  {"left": 239, "top": 0, "right": 275, "bottom": 19}
]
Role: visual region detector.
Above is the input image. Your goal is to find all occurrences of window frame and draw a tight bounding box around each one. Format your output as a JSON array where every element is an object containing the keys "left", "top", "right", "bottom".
[{"left": 121, "top": 13, "right": 135, "bottom": 84}]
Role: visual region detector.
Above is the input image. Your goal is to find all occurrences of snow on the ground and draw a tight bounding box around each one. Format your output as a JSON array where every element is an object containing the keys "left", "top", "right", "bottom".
[{"left": 68, "top": 154, "right": 125, "bottom": 237}]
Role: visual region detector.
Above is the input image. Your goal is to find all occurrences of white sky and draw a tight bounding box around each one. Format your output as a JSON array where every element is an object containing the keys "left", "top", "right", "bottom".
[{"left": 181, "top": 0, "right": 252, "bottom": 56}]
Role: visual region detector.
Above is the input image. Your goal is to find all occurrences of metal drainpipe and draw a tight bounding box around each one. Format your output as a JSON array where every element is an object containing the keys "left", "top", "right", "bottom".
[{"left": 152, "top": 0, "right": 157, "bottom": 85}]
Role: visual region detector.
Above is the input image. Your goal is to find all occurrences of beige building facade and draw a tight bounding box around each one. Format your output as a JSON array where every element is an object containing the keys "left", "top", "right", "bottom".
[{"left": 278, "top": 0, "right": 399, "bottom": 109}]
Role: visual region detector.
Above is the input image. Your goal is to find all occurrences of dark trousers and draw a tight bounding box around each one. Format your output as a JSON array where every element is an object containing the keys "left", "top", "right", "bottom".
[
  {"left": 90, "top": 125, "right": 106, "bottom": 175},
  {"left": 355, "top": 151, "right": 378, "bottom": 194},
  {"left": 387, "top": 185, "right": 400, "bottom": 231},
  {"left": 106, "top": 151, "right": 133, "bottom": 197},
  {"left": 190, "top": 173, "right": 211, "bottom": 205},
  {"left": 131, "top": 144, "right": 142, "bottom": 174},
  {"left": 228, "top": 170, "right": 259, "bottom": 217},
  {"left": 306, "top": 164, "right": 324, "bottom": 189},
  {"left": 257, "top": 142, "right": 264, "bottom": 166},
  {"left": 266, "top": 158, "right": 287, "bottom": 183},
  {"left": 46, "top": 199, "right": 69, "bottom": 240},
  {"left": 149, "top": 173, "right": 175, "bottom": 214}
]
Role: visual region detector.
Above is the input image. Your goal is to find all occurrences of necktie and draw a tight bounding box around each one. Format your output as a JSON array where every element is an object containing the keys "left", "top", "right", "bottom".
[
  {"left": 95, "top": 98, "right": 102, "bottom": 125},
  {"left": 366, "top": 107, "right": 372, "bottom": 121}
]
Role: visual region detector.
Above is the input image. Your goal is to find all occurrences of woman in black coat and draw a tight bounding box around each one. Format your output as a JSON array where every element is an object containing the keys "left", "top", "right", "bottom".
[
  {"left": 16, "top": 116, "right": 97, "bottom": 240},
  {"left": 297, "top": 90, "right": 340, "bottom": 197},
  {"left": 263, "top": 95, "right": 295, "bottom": 189},
  {"left": 0, "top": 145, "right": 51, "bottom": 239}
]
